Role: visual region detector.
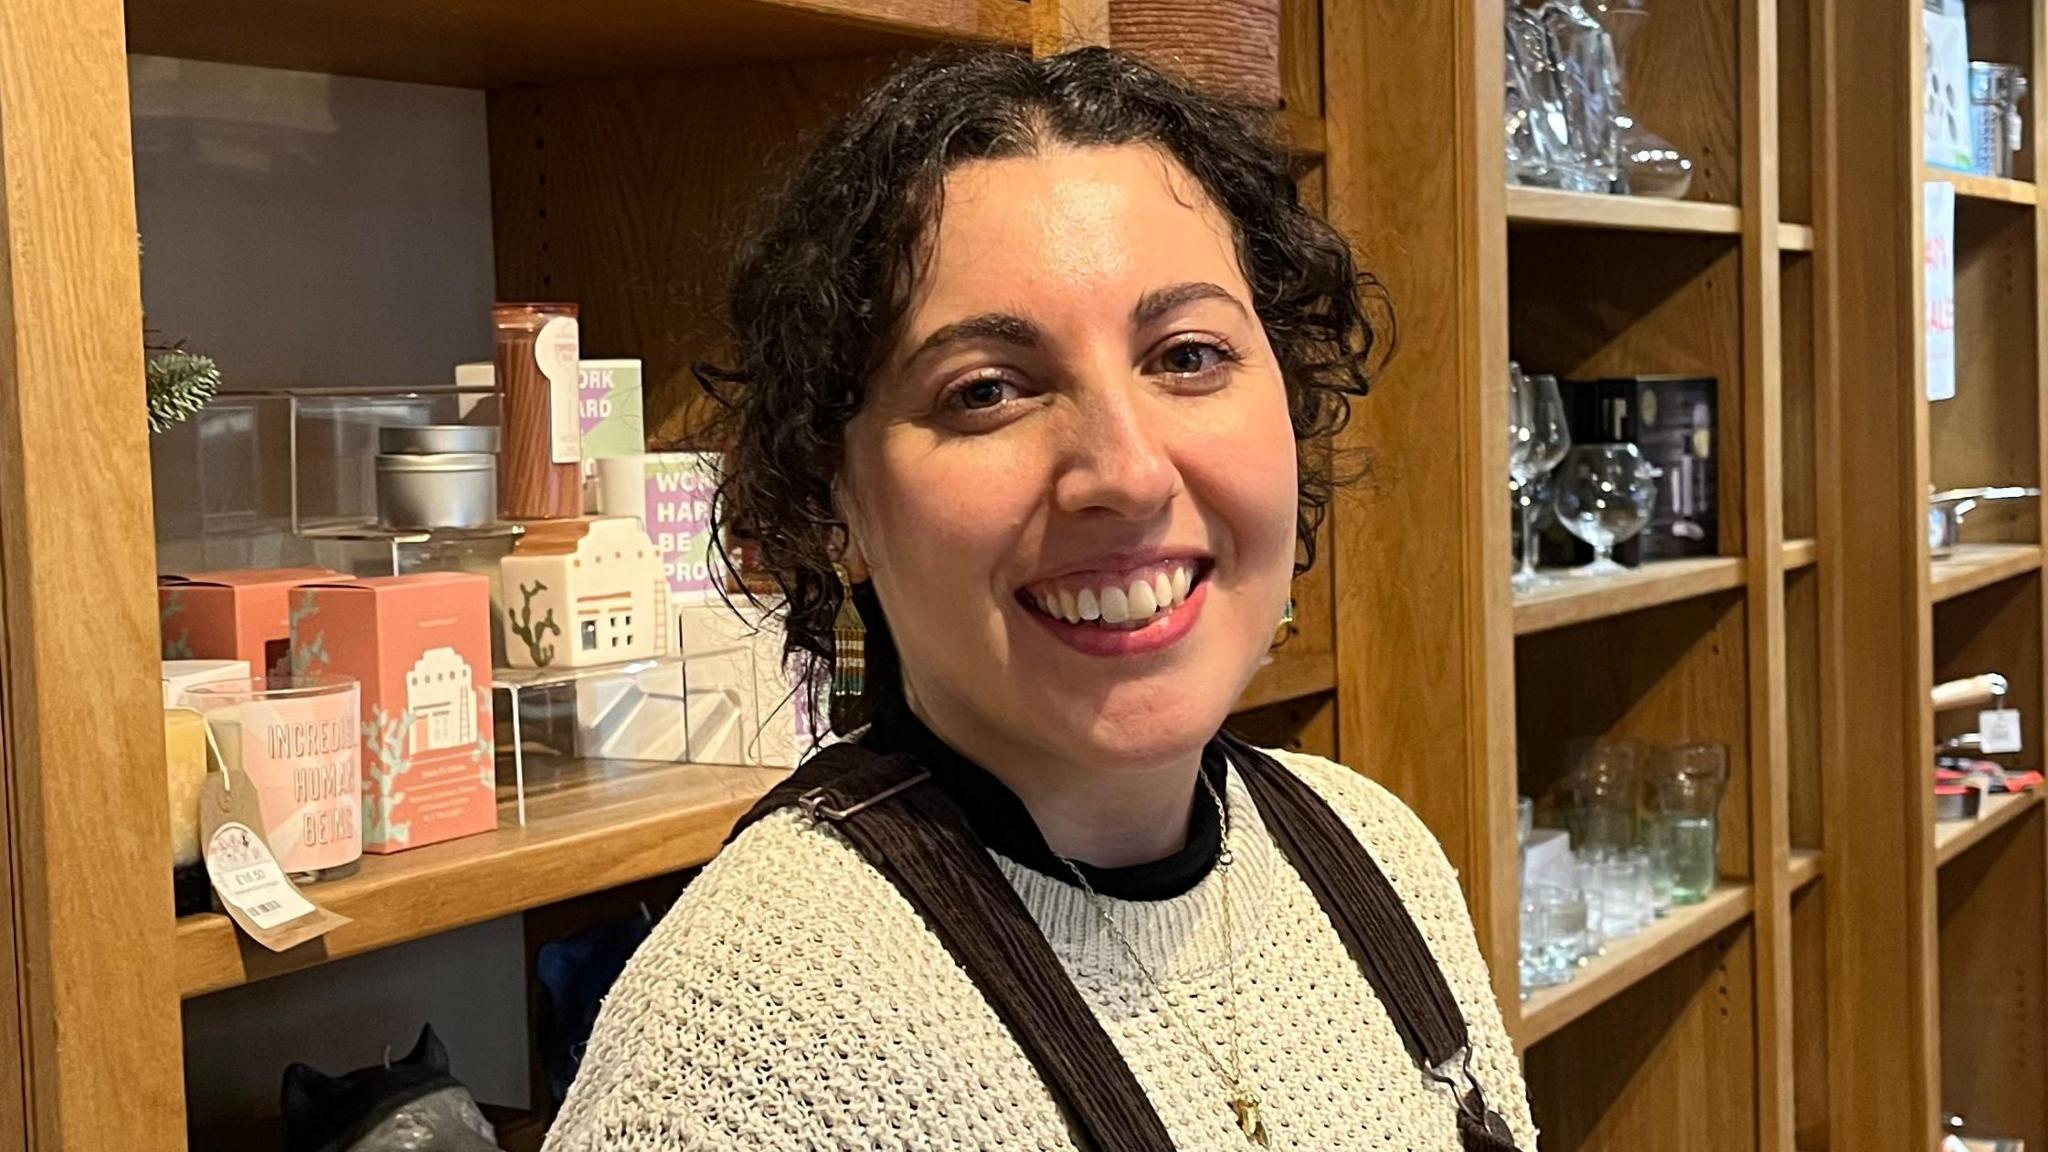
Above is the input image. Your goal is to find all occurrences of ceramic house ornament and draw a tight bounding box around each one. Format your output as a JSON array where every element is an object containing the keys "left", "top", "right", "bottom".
[{"left": 500, "top": 516, "right": 669, "bottom": 670}]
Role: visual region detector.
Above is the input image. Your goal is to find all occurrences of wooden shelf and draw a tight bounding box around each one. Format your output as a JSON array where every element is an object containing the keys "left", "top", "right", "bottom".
[
  {"left": 1513, "top": 556, "right": 1746, "bottom": 635},
  {"left": 123, "top": 0, "right": 1031, "bottom": 87},
  {"left": 1930, "top": 543, "right": 2043, "bottom": 603},
  {"left": 1515, "top": 883, "right": 1754, "bottom": 1047},
  {"left": 1504, "top": 186, "right": 1743, "bottom": 234},
  {"left": 1788, "top": 849, "right": 1822, "bottom": 892},
  {"left": 1926, "top": 167, "right": 2039, "bottom": 206},
  {"left": 1780, "top": 223, "right": 1816, "bottom": 252},
  {"left": 1783, "top": 537, "right": 1818, "bottom": 571},
  {"left": 1935, "top": 789, "right": 2043, "bottom": 868},
  {"left": 175, "top": 760, "right": 785, "bottom": 998},
  {"left": 1281, "top": 108, "right": 1326, "bottom": 159}
]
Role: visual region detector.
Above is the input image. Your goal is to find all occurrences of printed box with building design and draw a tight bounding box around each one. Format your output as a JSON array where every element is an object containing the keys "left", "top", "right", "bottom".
[{"left": 289, "top": 573, "right": 496, "bottom": 853}]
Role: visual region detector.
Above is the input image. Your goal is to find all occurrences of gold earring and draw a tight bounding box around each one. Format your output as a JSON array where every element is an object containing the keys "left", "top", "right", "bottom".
[{"left": 1269, "top": 598, "right": 1297, "bottom": 650}]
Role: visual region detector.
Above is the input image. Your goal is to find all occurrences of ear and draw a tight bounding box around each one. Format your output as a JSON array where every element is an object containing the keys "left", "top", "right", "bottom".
[
  {"left": 401, "top": 1023, "right": 451, "bottom": 1073},
  {"left": 281, "top": 1063, "right": 340, "bottom": 1121},
  {"left": 831, "top": 479, "right": 871, "bottom": 585}
]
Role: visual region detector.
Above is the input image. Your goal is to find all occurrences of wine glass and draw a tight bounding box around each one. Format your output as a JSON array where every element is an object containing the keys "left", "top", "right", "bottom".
[
  {"left": 1552, "top": 443, "right": 1657, "bottom": 576},
  {"left": 1509, "top": 364, "right": 1535, "bottom": 579},
  {"left": 1511, "top": 374, "right": 1572, "bottom": 591}
]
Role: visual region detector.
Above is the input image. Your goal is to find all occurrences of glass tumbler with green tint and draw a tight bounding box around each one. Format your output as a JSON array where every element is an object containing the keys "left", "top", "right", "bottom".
[{"left": 1651, "top": 743, "right": 1729, "bottom": 905}]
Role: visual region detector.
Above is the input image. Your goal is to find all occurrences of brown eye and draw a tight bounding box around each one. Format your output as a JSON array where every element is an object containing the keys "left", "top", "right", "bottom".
[
  {"left": 1156, "top": 341, "right": 1229, "bottom": 376},
  {"left": 955, "top": 378, "right": 1013, "bottom": 410}
]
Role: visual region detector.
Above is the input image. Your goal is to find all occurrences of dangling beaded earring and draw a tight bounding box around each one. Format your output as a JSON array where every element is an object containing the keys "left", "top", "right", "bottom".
[
  {"left": 831, "top": 568, "right": 867, "bottom": 700},
  {"left": 1269, "top": 597, "right": 1298, "bottom": 650}
]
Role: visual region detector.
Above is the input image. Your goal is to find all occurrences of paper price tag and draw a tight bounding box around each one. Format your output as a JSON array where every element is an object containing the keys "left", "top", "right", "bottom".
[
  {"left": 199, "top": 765, "right": 349, "bottom": 952},
  {"left": 1980, "top": 708, "right": 2024, "bottom": 755}
]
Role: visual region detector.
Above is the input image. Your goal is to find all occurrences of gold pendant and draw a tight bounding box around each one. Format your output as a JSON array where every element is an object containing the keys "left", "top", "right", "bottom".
[{"left": 1230, "top": 1091, "right": 1269, "bottom": 1147}]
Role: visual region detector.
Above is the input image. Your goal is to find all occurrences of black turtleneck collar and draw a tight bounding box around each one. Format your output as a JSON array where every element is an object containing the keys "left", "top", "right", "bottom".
[{"left": 861, "top": 695, "right": 1229, "bottom": 902}]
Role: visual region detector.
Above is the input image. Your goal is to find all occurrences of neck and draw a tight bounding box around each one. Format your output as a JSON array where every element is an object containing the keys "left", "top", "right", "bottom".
[{"left": 901, "top": 683, "right": 1205, "bottom": 869}]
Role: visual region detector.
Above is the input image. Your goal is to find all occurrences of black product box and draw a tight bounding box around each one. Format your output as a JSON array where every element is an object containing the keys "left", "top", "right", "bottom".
[{"left": 1540, "top": 374, "right": 1720, "bottom": 567}]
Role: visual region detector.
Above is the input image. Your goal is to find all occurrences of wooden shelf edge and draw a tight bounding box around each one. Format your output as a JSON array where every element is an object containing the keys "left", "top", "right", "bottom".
[
  {"left": 1504, "top": 186, "right": 1743, "bottom": 234},
  {"left": 1782, "top": 537, "right": 1818, "bottom": 571},
  {"left": 1930, "top": 543, "right": 2043, "bottom": 603},
  {"left": 1925, "top": 166, "right": 2039, "bottom": 205},
  {"left": 176, "top": 761, "right": 786, "bottom": 998},
  {"left": 1513, "top": 883, "right": 1754, "bottom": 1047},
  {"left": 1513, "top": 557, "right": 1746, "bottom": 636},
  {"left": 1787, "top": 849, "right": 1822, "bottom": 892},
  {"left": 1935, "top": 789, "right": 2043, "bottom": 867},
  {"left": 1779, "top": 223, "right": 1816, "bottom": 252}
]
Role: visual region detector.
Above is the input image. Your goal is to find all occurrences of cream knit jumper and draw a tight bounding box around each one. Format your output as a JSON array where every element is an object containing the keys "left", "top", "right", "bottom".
[{"left": 544, "top": 749, "right": 1536, "bottom": 1150}]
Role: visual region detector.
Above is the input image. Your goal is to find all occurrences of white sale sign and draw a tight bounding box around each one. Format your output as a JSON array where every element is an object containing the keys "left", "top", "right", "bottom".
[{"left": 1926, "top": 180, "right": 1957, "bottom": 403}]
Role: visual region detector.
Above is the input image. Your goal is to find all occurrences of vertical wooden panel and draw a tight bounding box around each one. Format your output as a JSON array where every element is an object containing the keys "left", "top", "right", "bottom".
[
  {"left": 1740, "top": 2, "right": 1793, "bottom": 1146},
  {"left": 1819, "top": 0, "right": 1940, "bottom": 1147},
  {"left": 1325, "top": 0, "right": 1519, "bottom": 998},
  {"left": 1032, "top": 0, "right": 1109, "bottom": 54},
  {"left": 0, "top": 0, "right": 186, "bottom": 1147},
  {"left": 1938, "top": 809, "right": 2048, "bottom": 1148}
]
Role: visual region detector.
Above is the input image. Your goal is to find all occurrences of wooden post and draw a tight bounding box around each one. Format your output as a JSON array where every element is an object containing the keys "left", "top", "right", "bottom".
[{"left": 0, "top": 0, "right": 186, "bottom": 1147}]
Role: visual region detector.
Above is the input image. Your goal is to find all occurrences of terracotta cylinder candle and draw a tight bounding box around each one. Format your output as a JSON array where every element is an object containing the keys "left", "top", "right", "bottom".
[{"left": 494, "top": 302, "right": 583, "bottom": 519}]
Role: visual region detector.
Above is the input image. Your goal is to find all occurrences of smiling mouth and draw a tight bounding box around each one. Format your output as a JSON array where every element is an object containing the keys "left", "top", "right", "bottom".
[{"left": 1017, "top": 559, "right": 1210, "bottom": 631}]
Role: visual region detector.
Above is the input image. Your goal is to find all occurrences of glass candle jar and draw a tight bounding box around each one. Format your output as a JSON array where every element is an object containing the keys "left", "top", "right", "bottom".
[
  {"left": 186, "top": 676, "right": 363, "bottom": 882},
  {"left": 493, "top": 302, "right": 583, "bottom": 520}
]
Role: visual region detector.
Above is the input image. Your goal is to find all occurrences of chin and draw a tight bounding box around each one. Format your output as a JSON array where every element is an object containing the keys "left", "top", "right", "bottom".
[{"left": 1055, "top": 675, "right": 1240, "bottom": 768}]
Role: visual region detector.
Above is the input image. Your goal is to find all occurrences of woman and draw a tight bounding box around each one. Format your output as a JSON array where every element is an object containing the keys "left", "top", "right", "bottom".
[{"left": 545, "top": 46, "right": 1534, "bottom": 1151}]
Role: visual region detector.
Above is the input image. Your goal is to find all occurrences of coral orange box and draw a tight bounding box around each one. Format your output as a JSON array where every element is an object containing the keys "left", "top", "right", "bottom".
[
  {"left": 289, "top": 573, "right": 497, "bottom": 854},
  {"left": 158, "top": 567, "right": 352, "bottom": 680}
]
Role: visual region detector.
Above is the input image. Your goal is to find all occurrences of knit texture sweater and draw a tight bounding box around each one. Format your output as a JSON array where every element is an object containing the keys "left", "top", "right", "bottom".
[{"left": 543, "top": 749, "right": 1537, "bottom": 1150}]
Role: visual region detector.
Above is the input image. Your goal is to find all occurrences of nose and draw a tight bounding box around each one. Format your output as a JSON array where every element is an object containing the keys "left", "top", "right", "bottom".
[{"left": 1051, "top": 381, "right": 1181, "bottom": 520}]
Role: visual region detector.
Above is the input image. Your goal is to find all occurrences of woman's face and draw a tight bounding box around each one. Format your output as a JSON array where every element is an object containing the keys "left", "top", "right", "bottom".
[{"left": 842, "top": 143, "right": 1299, "bottom": 771}]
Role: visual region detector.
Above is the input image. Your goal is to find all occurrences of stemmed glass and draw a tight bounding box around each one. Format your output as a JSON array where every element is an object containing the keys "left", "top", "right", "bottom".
[
  {"left": 1511, "top": 373, "right": 1572, "bottom": 591},
  {"left": 1508, "top": 364, "right": 1535, "bottom": 580},
  {"left": 1552, "top": 443, "right": 1657, "bottom": 576},
  {"left": 1589, "top": 0, "right": 1695, "bottom": 197}
]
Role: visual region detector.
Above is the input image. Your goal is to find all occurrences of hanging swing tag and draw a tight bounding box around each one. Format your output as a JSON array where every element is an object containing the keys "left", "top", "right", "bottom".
[
  {"left": 1980, "top": 706, "right": 2024, "bottom": 756},
  {"left": 198, "top": 765, "right": 349, "bottom": 952}
]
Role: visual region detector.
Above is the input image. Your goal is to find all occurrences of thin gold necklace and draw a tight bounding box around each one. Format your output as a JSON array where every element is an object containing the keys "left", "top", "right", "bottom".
[{"left": 1055, "top": 768, "right": 1269, "bottom": 1147}]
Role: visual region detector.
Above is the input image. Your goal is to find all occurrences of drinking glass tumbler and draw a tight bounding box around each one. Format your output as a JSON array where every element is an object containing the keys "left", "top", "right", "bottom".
[{"left": 1566, "top": 738, "right": 1645, "bottom": 854}]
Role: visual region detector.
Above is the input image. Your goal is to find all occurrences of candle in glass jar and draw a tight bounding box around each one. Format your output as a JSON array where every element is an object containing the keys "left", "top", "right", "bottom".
[{"left": 494, "top": 302, "right": 583, "bottom": 519}]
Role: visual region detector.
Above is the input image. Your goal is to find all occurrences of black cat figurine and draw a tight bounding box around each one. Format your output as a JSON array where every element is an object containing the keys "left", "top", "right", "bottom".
[{"left": 281, "top": 1024, "right": 502, "bottom": 1152}]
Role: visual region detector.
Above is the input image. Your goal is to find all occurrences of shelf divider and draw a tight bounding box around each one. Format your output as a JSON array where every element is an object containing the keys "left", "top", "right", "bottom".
[
  {"left": 1934, "top": 789, "right": 2043, "bottom": 868},
  {"left": 1929, "top": 543, "right": 2043, "bottom": 603},
  {"left": 1513, "top": 556, "right": 1747, "bottom": 635},
  {"left": 175, "top": 760, "right": 785, "bottom": 999},
  {"left": 1504, "top": 186, "right": 1744, "bottom": 234}
]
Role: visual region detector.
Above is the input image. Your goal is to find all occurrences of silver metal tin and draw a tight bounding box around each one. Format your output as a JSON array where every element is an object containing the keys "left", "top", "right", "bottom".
[
  {"left": 378, "top": 424, "right": 500, "bottom": 456},
  {"left": 376, "top": 452, "right": 498, "bottom": 529}
]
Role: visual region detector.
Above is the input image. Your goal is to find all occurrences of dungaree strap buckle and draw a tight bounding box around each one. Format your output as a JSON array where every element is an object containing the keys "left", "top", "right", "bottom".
[{"left": 797, "top": 771, "right": 932, "bottom": 823}]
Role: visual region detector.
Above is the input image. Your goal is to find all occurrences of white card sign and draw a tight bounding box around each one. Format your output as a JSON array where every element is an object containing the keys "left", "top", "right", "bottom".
[{"left": 1926, "top": 179, "right": 1957, "bottom": 403}]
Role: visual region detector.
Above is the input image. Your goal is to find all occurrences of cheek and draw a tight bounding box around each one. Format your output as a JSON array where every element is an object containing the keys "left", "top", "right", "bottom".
[
  {"left": 845, "top": 430, "right": 1042, "bottom": 590},
  {"left": 1183, "top": 388, "right": 1301, "bottom": 573}
]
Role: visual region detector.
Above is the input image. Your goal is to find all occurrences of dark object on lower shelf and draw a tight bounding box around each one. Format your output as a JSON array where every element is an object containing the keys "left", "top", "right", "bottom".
[
  {"left": 282, "top": 1024, "right": 503, "bottom": 1152},
  {"left": 173, "top": 861, "right": 211, "bottom": 918},
  {"left": 536, "top": 912, "right": 657, "bottom": 1106}
]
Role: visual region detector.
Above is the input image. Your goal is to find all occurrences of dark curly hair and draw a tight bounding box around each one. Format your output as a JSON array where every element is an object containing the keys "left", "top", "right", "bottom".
[{"left": 701, "top": 44, "right": 1381, "bottom": 713}]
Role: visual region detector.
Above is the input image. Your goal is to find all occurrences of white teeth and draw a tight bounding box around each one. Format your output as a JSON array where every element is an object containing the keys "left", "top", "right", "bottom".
[
  {"left": 1152, "top": 572, "right": 1175, "bottom": 609},
  {"left": 1077, "top": 587, "right": 1101, "bottom": 621},
  {"left": 1057, "top": 588, "right": 1079, "bottom": 623},
  {"left": 1171, "top": 565, "right": 1191, "bottom": 601},
  {"left": 1128, "top": 578, "right": 1159, "bottom": 620},
  {"left": 1039, "top": 592, "right": 1056, "bottom": 616},
  {"left": 1099, "top": 585, "right": 1130, "bottom": 624}
]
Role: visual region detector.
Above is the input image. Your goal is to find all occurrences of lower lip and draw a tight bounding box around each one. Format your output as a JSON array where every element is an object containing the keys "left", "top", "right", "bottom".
[{"left": 1025, "top": 579, "right": 1209, "bottom": 658}]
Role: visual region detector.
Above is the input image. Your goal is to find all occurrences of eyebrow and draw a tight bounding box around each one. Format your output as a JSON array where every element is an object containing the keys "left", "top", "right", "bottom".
[{"left": 902, "top": 280, "right": 1248, "bottom": 367}]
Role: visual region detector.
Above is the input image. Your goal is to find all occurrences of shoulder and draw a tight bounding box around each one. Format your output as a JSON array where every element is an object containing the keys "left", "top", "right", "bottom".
[
  {"left": 1246, "top": 746, "right": 1539, "bottom": 1146},
  {"left": 545, "top": 808, "right": 1073, "bottom": 1151}
]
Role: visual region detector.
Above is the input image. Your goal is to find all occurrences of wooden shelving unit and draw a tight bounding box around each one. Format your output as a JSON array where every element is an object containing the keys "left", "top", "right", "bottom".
[
  {"left": 1827, "top": 3, "right": 2048, "bottom": 1151},
  {"left": 1338, "top": 0, "right": 1825, "bottom": 1147}
]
